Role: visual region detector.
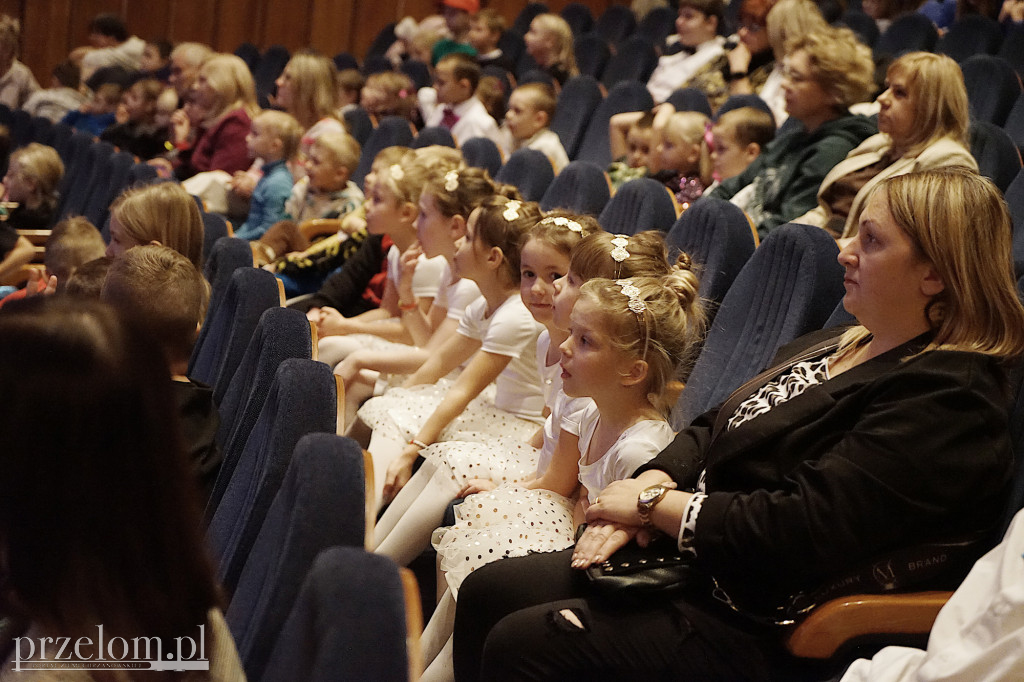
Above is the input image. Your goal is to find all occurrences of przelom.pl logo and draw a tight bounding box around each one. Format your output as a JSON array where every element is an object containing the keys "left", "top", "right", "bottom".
[{"left": 13, "top": 624, "right": 209, "bottom": 671}]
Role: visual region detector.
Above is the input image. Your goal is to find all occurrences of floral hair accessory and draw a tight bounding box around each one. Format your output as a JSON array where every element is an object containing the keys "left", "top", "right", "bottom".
[
  {"left": 398, "top": 89, "right": 409, "bottom": 98},
  {"left": 503, "top": 199, "right": 522, "bottom": 221},
  {"left": 540, "top": 216, "right": 583, "bottom": 234},
  {"left": 616, "top": 278, "right": 649, "bottom": 360},
  {"left": 444, "top": 170, "right": 459, "bottom": 192},
  {"left": 389, "top": 164, "right": 404, "bottom": 181},
  {"left": 610, "top": 235, "right": 630, "bottom": 263}
]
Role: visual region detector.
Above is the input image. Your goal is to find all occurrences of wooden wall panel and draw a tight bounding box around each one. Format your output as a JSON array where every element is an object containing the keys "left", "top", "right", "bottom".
[
  {"left": 215, "top": 0, "right": 258, "bottom": 54},
  {"left": 6, "top": 0, "right": 637, "bottom": 86},
  {"left": 262, "top": 0, "right": 311, "bottom": 48},
  {"left": 309, "top": 0, "right": 355, "bottom": 58}
]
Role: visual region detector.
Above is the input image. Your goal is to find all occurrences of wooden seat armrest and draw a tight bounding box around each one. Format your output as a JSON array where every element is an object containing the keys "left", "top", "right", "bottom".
[
  {"left": 16, "top": 229, "right": 51, "bottom": 247},
  {"left": 785, "top": 591, "right": 954, "bottom": 659},
  {"left": 299, "top": 218, "right": 343, "bottom": 242},
  {"left": 400, "top": 567, "right": 424, "bottom": 680}
]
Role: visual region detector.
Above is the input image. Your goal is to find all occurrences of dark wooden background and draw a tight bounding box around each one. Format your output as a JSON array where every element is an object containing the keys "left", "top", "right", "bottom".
[{"left": 0, "top": 0, "right": 630, "bottom": 85}]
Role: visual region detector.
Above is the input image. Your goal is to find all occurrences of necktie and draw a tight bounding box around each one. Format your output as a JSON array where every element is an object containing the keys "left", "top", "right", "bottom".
[{"left": 441, "top": 106, "right": 459, "bottom": 129}]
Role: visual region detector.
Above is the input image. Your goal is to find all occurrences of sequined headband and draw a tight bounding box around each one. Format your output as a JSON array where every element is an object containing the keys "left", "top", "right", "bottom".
[
  {"left": 616, "top": 278, "right": 649, "bottom": 360},
  {"left": 539, "top": 216, "right": 584, "bottom": 234}
]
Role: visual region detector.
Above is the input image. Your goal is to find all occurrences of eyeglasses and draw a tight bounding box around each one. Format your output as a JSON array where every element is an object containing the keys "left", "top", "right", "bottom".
[
  {"left": 738, "top": 21, "right": 764, "bottom": 33},
  {"left": 781, "top": 65, "right": 814, "bottom": 85}
]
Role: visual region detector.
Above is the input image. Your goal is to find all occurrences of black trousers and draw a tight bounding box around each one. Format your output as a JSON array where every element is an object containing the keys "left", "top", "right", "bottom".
[{"left": 453, "top": 548, "right": 794, "bottom": 681}]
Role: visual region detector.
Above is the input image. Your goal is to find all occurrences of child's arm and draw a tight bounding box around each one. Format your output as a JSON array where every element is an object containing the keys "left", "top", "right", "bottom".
[
  {"left": 396, "top": 244, "right": 444, "bottom": 347},
  {"left": 382, "top": 348, "right": 513, "bottom": 501},
  {"left": 402, "top": 331, "right": 482, "bottom": 388},
  {"left": 609, "top": 111, "right": 646, "bottom": 160},
  {"left": 316, "top": 277, "right": 427, "bottom": 343},
  {"left": 526, "top": 428, "right": 582, "bottom": 497}
]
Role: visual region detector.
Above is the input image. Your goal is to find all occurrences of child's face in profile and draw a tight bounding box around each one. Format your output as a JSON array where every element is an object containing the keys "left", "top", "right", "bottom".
[
  {"left": 2, "top": 160, "right": 33, "bottom": 204},
  {"left": 306, "top": 146, "right": 348, "bottom": 193},
  {"left": 626, "top": 127, "right": 655, "bottom": 169},
  {"left": 91, "top": 92, "right": 120, "bottom": 115},
  {"left": 675, "top": 6, "right": 718, "bottom": 48},
  {"left": 468, "top": 20, "right": 499, "bottom": 53},
  {"left": 656, "top": 129, "right": 701, "bottom": 177},
  {"left": 504, "top": 91, "right": 545, "bottom": 142},
  {"left": 140, "top": 44, "right": 167, "bottom": 72},
  {"left": 711, "top": 124, "right": 754, "bottom": 181},
  {"left": 433, "top": 64, "right": 469, "bottom": 105},
  {"left": 246, "top": 118, "right": 281, "bottom": 161},
  {"left": 123, "top": 88, "right": 152, "bottom": 123},
  {"left": 524, "top": 20, "right": 555, "bottom": 65}
]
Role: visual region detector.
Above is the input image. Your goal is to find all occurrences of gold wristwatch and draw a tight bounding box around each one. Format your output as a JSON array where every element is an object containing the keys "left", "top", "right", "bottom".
[{"left": 637, "top": 484, "right": 671, "bottom": 527}]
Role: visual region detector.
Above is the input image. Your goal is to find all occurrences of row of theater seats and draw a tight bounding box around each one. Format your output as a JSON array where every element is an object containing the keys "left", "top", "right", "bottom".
[
  {"left": 189, "top": 195, "right": 1024, "bottom": 675},
  {"left": 183, "top": 244, "right": 418, "bottom": 680},
  {"left": 0, "top": 104, "right": 237, "bottom": 284}
]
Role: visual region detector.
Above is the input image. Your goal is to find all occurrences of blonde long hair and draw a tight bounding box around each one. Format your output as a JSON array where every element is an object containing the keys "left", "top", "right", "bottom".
[{"left": 842, "top": 168, "right": 1024, "bottom": 358}]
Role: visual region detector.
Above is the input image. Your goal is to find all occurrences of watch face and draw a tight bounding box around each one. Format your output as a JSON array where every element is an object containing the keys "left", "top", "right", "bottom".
[{"left": 639, "top": 486, "right": 664, "bottom": 505}]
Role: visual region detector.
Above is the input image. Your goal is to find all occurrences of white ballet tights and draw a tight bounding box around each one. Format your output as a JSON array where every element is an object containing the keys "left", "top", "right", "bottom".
[
  {"left": 316, "top": 334, "right": 364, "bottom": 369},
  {"left": 365, "top": 430, "right": 410, "bottom": 513},
  {"left": 375, "top": 461, "right": 462, "bottom": 566},
  {"left": 419, "top": 589, "right": 456, "bottom": 682}
]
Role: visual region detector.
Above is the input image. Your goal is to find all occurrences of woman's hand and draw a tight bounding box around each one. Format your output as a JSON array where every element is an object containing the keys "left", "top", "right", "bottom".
[
  {"left": 727, "top": 42, "right": 752, "bottom": 73},
  {"left": 382, "top": 445, "right": 420, "bottom": 503},
  {"left": 458, "top": 478, "right": 497, "bottom": 497},
  {"left": 585, "top": 478, "right": 677, "bottom": 527},
  {"left": 571, "top": 520, "right": 639, "bottom": 568},
  {"left": 170, "top": 109, "right": 191, "bottom": 144}
]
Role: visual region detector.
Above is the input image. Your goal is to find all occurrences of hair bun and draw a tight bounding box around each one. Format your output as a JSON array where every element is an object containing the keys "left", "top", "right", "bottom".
[{"left": 676, "top": 251, "right": 692, "bottom": 271}]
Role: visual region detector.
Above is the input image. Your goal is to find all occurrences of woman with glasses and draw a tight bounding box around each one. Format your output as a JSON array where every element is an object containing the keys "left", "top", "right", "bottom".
[{"left": 707, "top": 26, "right": 876, "bottom": 238}]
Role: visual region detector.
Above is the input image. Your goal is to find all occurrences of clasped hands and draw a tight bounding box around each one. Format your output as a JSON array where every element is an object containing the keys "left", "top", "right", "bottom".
[{"left": 571, "top": 478, "right": 677, "bottom": 569}]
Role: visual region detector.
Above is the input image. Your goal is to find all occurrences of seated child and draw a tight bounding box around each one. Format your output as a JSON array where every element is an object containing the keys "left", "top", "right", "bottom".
[
  {"left": 523, "top": 14, "right": 578, "bottom": 88},
  {"left": 709, "top": 105, "right": 775, "bottom": 185},
  {"left": 101, "top": 78, "right": 169, "bottom": 159},
  {"left": 500, "top": 83, "right": 569, "bottom": 173},
  {"left": 361, "top": 71, "right": 418, "bottom": 125},
  {"left": 336, "top": 68, "right": 365, "bottom": 116},
  {"left": 650, "top": 109, "right": 712, "bottom": 207},
  {"left": 0, "top": 216, "right": 104, "bottom": 306},
  {"left": 646, "top": 0, "right": 727, "bottom": 105},
  {"left": 432, "top": 0, "right": 479, "bottom": 64},
  {"left": 21, "top": 59, "right": 87, "bottom": 123},
  {"left": 100, "top": 244, "right": 223, "bottom": 504},
  {"left": 285, "top": 146, "right": 412, "bottom": 309},
  {"left": 64, "top": 256, "right": 112, "bottom": 298},
  {"left": 256, "top": 131, "right": 365, "bottom": 285},
  {"left": 232, "top": 110, "right": 304, "bottom": 241},
  {"left": 2, "top": 142, "right": 63, "bottom": 230},
  {"left": 418, "top": 53, "right": 503, "bottom": 149},
  {"left": 61, "top": 82, "right": 121, "bottom": 137},
  {"left": 608, "top": 111, "right": 658, "bottom": 190},
  {"left": 139, "top": 38, "right": 172, "bottom": 82},
  {"left": 470, "top": 8, "right": 513, "bottom": 73}
]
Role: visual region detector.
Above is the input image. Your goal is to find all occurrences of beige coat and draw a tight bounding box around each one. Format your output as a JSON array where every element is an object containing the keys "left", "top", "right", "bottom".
[{"left": 795, "top": 133, "right": 977, "bottom": 238}]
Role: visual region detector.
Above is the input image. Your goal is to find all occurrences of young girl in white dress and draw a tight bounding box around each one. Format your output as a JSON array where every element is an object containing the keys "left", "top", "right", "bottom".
[
  {"left": 374, "top": 211, "right": 602, "bottom": 565},
  {"left": 358, "top": 196, "right": 547, "bottom": 509},
  {"left": 418, "top": 267, "right": 705, "bottom": 681},
  {"left": 332, "top": 167, "right": 503, "bottom": 428},
  {"left": 311, "top": 147, "right": 454, "bottom": 366}
]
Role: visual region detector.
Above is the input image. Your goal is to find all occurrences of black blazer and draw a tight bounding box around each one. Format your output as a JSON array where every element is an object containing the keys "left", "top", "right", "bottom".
[{"left": 638, "top": 329, "right": 1014, "bottom": 612}]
